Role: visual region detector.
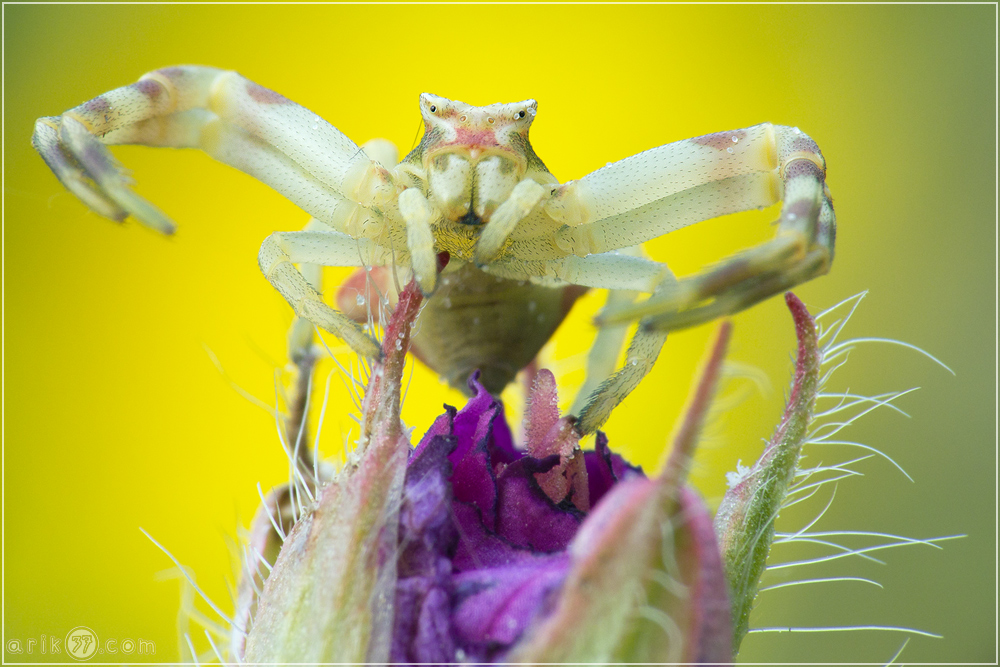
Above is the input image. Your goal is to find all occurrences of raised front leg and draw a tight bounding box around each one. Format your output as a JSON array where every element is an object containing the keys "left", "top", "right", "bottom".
[
  {"left": 32, "top": 65, "right": 396, "bottom": 236},
  {"left": 542, "top": 124, "right": 835, "bottom": 331},
  {"left": 34, "top": 66, "right": 404, "bottom": 357}
]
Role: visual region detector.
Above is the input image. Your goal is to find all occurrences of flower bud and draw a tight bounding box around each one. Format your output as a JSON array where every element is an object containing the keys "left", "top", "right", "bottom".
[
  {"left": 714, "top": 293, "right": 821, "bottom": 650},
  {"left": 238, "top": 289, "right": 831, "bottom": 664}
]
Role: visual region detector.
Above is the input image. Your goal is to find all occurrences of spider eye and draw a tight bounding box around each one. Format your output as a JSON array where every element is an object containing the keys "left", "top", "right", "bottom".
[
  {"left": 517, "top": 110, "right": 526, "bottom": 119},
  {"left": 430, "top": 105, "right": 437, "bottom": 113}
]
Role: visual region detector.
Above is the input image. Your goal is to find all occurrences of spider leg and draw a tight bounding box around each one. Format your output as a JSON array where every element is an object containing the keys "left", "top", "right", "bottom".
[
  {"left": 576, "top": 325, "right": 669, "bottom": 435},
  {"left": 287, "top": 261, "right": 324, "bottom": 365},
  {"left": 359, "top": 138, "right": 399, "bottom": 171},
  {"left": 481, "top": 249, "right": 675, "bottom": 293},
  {"left": 539, "top": 123, "right": 834, "bottom": 331},
  {"left": 557, "top": 251, "right": 670, "bottom": 435},
  {"left": 259, "top": 224, "right": 391, "bottom": 359},
  {"left": 568, "top": 288, "right": 638, "bottom": 419},
  {"left": 618, "top": 228, "right": 828, "bottom": 331},
  {"left": 32, "top": 66, "right": 395, "bottom": 235},
  {"left": 547, "top": 124, "right": 786, "bottom": 252},
  {"left": 33, "top": 66, "right": 401, "bottom": 357},
  {"left": 398, "top": 188, "right": 439, "bottom": 294},
  {"left": 32, "top": 119, "right": 130, "bottom": 222},
  {"left": 483, "top": 249, "right": 676, "bottom": 434},
  {"left": 609, "top": 200, "right": 833, "bottom": 332},
  {"left": 566, "top": 244, "right": 657, "bottom": 418},
  {"left": 474, "top": 178, "right": 548, "bottom": 265}
]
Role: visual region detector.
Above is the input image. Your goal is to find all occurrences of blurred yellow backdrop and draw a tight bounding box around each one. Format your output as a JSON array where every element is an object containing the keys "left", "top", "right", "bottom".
[{"left": 4, "top": 4, "right": 994, "bottom": 663}]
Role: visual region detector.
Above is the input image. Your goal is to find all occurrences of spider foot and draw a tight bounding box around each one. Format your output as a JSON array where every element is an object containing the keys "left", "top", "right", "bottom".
[{"left": 34, "top": 116, "right": 176, "bottom": 234}]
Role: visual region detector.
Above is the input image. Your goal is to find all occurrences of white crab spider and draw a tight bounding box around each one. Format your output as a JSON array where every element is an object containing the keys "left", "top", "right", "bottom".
[{"left": 32, "top": 65, "right": 835, "bottom": 434}]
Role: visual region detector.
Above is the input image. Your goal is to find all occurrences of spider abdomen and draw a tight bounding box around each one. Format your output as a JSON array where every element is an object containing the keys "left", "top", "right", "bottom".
[{"left": 411, "top": 263, "right": 585, "bottom": 395}]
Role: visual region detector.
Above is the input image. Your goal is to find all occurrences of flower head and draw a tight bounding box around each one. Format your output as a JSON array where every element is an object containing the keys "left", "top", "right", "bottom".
[
  {"left": 193, "top": 282, "right": 954, "bottom": 665},
  {"left": 141, "top": 281, "right": 959, "bottom": 665},
  {"left": 237, "top": 278, "right": 747, "bottom": 663}
]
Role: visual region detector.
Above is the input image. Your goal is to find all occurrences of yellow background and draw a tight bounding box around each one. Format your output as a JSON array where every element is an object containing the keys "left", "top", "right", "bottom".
[{"left": 4, "top": 4, "right": 994, "bottom": 663}]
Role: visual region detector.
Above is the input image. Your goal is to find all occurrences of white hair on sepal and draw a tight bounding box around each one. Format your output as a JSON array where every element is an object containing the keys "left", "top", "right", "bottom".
[{"left": 746, "top": 292, "right": 962, "bottom": 662}]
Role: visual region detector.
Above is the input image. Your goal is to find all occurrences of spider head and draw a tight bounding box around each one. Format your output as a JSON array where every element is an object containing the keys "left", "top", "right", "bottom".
[
  {"left": 420, "top": 93, "right": 538, "bottom": 155},
  {"left": 416, "top": 93, "right": 539, "bottom": 224}
]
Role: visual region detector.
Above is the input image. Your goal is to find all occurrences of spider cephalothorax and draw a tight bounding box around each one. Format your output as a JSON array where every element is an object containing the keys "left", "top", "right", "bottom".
[{"left": 407, "top": 93, "right": 551, "bottom": 226}]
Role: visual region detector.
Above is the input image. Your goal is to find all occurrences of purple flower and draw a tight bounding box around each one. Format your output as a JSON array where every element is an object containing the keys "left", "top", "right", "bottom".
[
  {"left": 237, "top": 282, "right": 825, "bottom": 664},
  {"left": 392, "top": 370, "right": 623, "bottom": 662}
]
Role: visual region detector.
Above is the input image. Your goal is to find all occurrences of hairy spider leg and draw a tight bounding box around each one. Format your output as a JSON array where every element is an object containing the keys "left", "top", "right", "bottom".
[
  {"left": 472, "top": 123, "right": 834, "bottom": 432},
  {"left": 32, "top": 65, "right": 400, "bottom": 358}
]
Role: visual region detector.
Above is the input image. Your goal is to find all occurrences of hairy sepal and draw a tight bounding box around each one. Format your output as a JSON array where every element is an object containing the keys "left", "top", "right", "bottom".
[
  {"left": 713, "top": 292, "right": 821, "bottom": 651},
  {"left": 244, "top": 281, "right": 423, "bottom": 663}
]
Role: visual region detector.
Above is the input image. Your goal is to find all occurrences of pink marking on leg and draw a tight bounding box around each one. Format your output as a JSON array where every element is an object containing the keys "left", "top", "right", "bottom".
[
  {"left": 692, "top": 129, "right": 748, "bottom": 151},
  {"left": 786, "top": 134, "right": 821, "bottom": 156},
  {"left": 246, "top": 81, "right": 291, "bottom": 105},
  {"left": 781, "top": 198, "right": 820, "bottom": 227},
  {"left": 132, "top": 79, "right": 163, "bottom": 101},
  {"left": 81, "top": 96, "right": 111, "bottom": 115},
  {"left": 155, "top": 67, "right": 187, "bottom": 80},
  {"left": 782, "top": 159, "right": 824, "bottom": 182}
]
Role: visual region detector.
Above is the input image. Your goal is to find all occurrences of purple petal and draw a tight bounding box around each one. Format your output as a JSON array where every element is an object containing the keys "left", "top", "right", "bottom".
[
  {"left": 451, "top": 374, "right": 496, "bottom": 464},
  {"left": 391, "top": 577, "right": 456, "bottom": 664},
  {"left": 505, "top": 477, "right": 734, "bottom": 662},
  {"left": 450, "top": 421, "right": 499, "bottom": 532},
  {"left": 394, "top": 432, "right": 460, "bottom": 663},
  {"left": 496, "top": 457, "right": 583, "bottom": 553},
  {"left": 413, "top": 405, "right": 455, "bottom": 458},
  {"left": 414, "top": 586, "right": 456, "bottom": 663},
  {"left": 489, "top": 401, "right": 521, "bottom": 466},
  {"left": 506, "top": 325, "right": 736, "bottom": 663},
  {"left": 452, "top": 502, "right": 541, "bottom": 572},
  {"left": 585, "top": 431, "right": 647, "bottom": 508},
  {"left": 392, "top": 366, "right": 680, "bottom": 664},
  {"left": 584, "top": 432, "right": 616, "bottom": 507},
  {"left": 452, "top": 554, "right": 570, "bottom": 649},
  {"left": 456, "top": 372, "right": 522, "bottom": 466},
  {"left": 398, "top": 434, "right": 458, "bottom": 577},
  {"left": 609, "top": 448, "right": 643, "bottom": 481}
]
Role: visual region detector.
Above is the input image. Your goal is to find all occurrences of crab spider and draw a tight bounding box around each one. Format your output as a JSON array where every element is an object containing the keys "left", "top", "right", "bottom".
[{"left": 32, "top": 65, "right": 835, "bottom": 435}]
